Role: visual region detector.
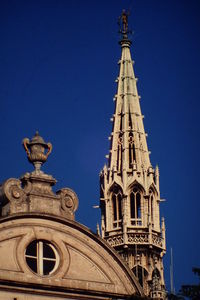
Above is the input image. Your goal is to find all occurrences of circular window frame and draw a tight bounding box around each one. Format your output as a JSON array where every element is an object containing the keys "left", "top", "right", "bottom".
[{"left": 25, "top": 239, "right": 60, "bottom": 277}]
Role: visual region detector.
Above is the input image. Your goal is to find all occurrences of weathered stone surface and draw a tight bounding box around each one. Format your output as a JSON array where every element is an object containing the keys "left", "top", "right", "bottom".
[
  {"left": 0, "top": 214, "right": 143, "bottom": 299},
  {"left": 99, "top": 13, "right": 166, "bottom": 299},
  {"left": 0, "top": 172, "right": 78, "bottom": 221}
]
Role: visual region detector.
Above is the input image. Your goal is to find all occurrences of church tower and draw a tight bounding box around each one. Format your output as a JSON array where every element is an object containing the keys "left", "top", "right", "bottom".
[{"left": 100, "top": 11, "right": 166, "bottom": 299}]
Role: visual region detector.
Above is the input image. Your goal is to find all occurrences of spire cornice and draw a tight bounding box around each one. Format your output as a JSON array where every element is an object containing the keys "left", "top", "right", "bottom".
[{"left": 119, "top": 38, "right": 132, "bottom": 48}]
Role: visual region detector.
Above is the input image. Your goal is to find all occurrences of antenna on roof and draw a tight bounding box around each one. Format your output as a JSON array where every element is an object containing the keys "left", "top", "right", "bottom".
[{"left": 170, "top": 247, "right": 175, "bottom": 294}]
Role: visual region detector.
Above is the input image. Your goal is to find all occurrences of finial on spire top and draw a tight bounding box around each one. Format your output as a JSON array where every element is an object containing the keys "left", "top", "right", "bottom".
[{"left": 118, "top": 9, "right": 132, "bottom": 40}]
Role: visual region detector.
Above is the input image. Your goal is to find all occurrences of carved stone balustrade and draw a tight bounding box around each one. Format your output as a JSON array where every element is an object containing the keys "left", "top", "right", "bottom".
[{"left": 104, "top": 231, "right": 164, "bottom": 249}]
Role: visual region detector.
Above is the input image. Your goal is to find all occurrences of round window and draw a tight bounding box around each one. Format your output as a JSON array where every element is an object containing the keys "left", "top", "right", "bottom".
[{"left": 25, "top": 240, "right": 59, "bottom": 276}]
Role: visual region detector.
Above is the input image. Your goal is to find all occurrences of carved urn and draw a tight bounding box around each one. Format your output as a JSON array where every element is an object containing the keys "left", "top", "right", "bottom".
[{"left": 23, "top": 131, "right": 52, "bottom": 173}]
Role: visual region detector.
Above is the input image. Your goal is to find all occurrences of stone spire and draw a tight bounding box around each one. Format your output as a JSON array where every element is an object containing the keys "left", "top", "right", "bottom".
[
  {"left": 100, "top": 11, "right": 166, "bottom": 299},
  {"left": 107, "top": 20, "right": 151, "bottom": 188}
]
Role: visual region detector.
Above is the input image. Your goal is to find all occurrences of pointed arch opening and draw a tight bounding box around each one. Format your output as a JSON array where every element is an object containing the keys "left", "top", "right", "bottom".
[
  {"left": 128, "top": 132, "right": 136, "bottom": 169},
  {"left": 130, "top": 186, "right": 142, "bottom": 226},
  {"left": 133, "top": 265, "right": 148, "bottom": 288},
  {"left": 151, "top": 268, "right": 161, "bottom": 291},
  {"left": 149, "top": 189, "right": 154, "bottom": 228},
  {"left": 110, "top": 185, "right": 123, "bottom": 228},
  {"left": 117, "top": 134, "right": 123, "bottom": 173}
]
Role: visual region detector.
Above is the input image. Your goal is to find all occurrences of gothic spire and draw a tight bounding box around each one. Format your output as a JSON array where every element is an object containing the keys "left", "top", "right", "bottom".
[
  {"left": 100, "top": 11, "right": 166, "bottom": 298},
  {"left": 106, "top": 10, "right": 151, "bottom": 189}
]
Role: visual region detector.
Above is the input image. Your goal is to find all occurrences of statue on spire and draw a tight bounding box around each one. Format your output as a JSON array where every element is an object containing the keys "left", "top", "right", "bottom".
[{"left": 118, "top": 9, "right": 130, "bottom": 35}]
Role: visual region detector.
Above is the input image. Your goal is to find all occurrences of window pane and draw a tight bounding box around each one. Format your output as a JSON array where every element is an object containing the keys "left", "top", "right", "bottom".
[
  {"left": 136, "top": 192, "right": 141, "bottom": 219},
  {"left": 113, "top": 195, "right": 117, "bottom": 221},
  {"left": 118, "top": 194, "right": 122, "bottom": 220},
  {"left": 25, "top": 240, "right": 59, "bottom": 276},
  {"left": 152, "top": 268, "right": 160, "bottom": 278},
  {"left": 43, "top": 243, "right": 56, "bottom": 259},
  {"left": 43, "top": 260, "right": 56, "bottom": 275},
  {"left": 26, "top": 240, "right": 37, "bottom": 256},
  {"left": 130, "top": 192, "right": 135, "bottom": 218},
  {"left": 26, "top": 257, "right": 37, "bottom": 273},
  {"left": 151, "top": 195, "right": 154, "bottom": 223},
  {"left": 133, "top": 266, "right": 147, "bottom": 288},
  {"left": 138, "top": 267, "right": 143, "bottom": 287}
]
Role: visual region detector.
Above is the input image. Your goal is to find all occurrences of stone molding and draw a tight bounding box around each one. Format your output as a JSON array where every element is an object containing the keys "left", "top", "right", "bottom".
[
  {"left": 0, "top": 173, "right": 78, "bottom": 220},
  {"left": 105, "top": 232, "right": 164, "bottom": 249},
  {"left": 0, "top": 214, "right": 144, "bottom": 298}
]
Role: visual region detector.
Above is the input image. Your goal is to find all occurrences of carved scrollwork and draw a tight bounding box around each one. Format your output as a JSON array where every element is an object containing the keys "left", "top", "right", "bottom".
[
  {"left": 0, "top": 178, "right": 32, "bottom": 216},
  {"left": 0, "top": 178, "right": 27, "bottom": 203},
  {"left": 56, "top": 188, "right": 79, "bottom": 219}
]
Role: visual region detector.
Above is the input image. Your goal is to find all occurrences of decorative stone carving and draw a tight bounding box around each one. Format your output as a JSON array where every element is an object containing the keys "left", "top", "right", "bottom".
[
  {"left": 0, "top": 217, "right": 144, "bottom": 298},
  {"left": 23, "top": 131, "right": 52, "bottom": 174},
  {"left": 1, "top": 178, "right": 26, "bottom": 202},
  {"left": 105, "top": 235, "right": 124, "bottom": 247},
  {"left": 21, "top": 172, "right": 56, "bottom": 197},
  {"left": 0, "top": 178, "right": 31, "bottom": 215},
  {"left": 99, "top": 11, "right": 166, "bottom": 299},
  {"left": 0, "top": 132, "right": 79, "bottom": 221},
  {"left": 57, "top": 188, "right": 79, "bottom": 220},
  {"left": 152, "top": 234, "right": 163, "bottom": 248},
  {"left": 0, "top": 174, "right": 79, "bottom": 219},
  {"left": 128, "top": 233, "right": 149, "bottom": 244}
]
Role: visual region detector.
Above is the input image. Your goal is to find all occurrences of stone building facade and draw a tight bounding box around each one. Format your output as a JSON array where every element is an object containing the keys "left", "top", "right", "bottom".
[{"left": 0, "top": 132, "right": 144, "bottom": 299}]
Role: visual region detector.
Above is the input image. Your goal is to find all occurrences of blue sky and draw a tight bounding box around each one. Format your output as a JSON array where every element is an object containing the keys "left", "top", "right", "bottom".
[{"left": 0, "top": 0, "right": 200, "bottom": 294}]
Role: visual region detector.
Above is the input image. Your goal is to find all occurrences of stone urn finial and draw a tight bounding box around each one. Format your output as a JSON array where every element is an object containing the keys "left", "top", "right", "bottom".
[{"left": 22, "top": 131, "right": 52, "bottom": 173}]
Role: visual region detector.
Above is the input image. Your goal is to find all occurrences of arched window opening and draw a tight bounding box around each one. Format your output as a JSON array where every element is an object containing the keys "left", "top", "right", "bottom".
[
  {"left": 152, "top": 268, "right": 161, "bottom": 278},
  {"left": 113, "top": 194, "right": 117, "bottom": 221},
  {"left": 128, "top": 111, "right": 133, "bottom": 128},
  {"left": 152, "top": 268, "right": 161, "bottom": 291},
  {"left": 130, "top": 187, "right": 142, "bottom": 225},
  {"left": 101, "top": 201, "right": 106, "bottom": 229},
  {"left": 112, "top": 187, "right": 123, "bottom": 228},
  {"left": 118, "top": 193, "right": 122, "bottom": 220},
  {"left": 149, "top": 190, "right": 154, "bottom": 228},
  {"left": 128, "top": 133, "right": 136, "bottom": 168},
  {"left": 120, "top": 109, "right": 123, "bottom": 131},
  {"left": 130, "top": 192, "right": 135, "bottom": 218},
  {"left": 136, "top": 192, "right": 141, "bottom": 219},
  {"left": 133, "top": 265, "right": 148, "bottom": 288},
  {"left": 117, "top": 135, "right": 123, "bottom": 173}
]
